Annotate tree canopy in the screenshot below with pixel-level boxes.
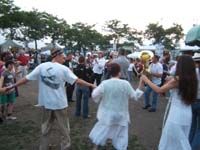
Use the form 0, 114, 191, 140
145, 23, 184, 49
0, 0, 185, 52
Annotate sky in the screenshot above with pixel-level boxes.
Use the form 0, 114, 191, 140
14, 0, 200, 34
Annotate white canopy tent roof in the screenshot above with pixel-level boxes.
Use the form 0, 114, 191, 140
0, 39, 23, 51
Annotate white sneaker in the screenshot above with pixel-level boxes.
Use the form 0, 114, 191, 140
6, 116, 17, 120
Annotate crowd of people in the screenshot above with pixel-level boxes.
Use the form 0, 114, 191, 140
0, 47, 199, 150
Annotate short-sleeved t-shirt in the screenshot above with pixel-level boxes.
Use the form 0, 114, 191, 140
26, 62, 78, 110
2, 70, 15, 87
149, 62, 163, 85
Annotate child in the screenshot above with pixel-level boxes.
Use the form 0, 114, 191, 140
0, 60, 17, 120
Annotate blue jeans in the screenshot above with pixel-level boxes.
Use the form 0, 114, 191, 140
189, 101, 200, 150
144, 85, 159, 109
75, 85, 90, 118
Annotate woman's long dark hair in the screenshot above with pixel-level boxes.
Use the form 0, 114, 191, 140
175, 55, 197, 105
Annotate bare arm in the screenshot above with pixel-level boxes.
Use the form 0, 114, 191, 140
12, 77, 29, 88
75, 78, 96, 89
0, 77, 7, 93
141, 75, 177, 93
0, 76, 4, 88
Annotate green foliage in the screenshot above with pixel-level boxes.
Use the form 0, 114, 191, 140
145, 23, 184, 49
0, 0, 19, 14
104, 19, 142, 50
58, 22, 110, 52
0, 1, 184, 51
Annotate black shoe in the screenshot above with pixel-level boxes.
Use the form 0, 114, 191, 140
149, 108, 156, 112
83, 115, 91, 119
0, 117, 3, 124
68, 99, 75, 102
142, 105, 151, 109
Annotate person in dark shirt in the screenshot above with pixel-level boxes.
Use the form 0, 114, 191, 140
63, 53, 75, 102
74, 56, 92, 118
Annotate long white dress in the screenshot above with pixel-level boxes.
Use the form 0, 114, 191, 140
89, 78, 143, 150
159, 88, 192, 150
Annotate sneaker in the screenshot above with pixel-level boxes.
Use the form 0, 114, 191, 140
68, 99, 75, 102
6, 116, 17, 120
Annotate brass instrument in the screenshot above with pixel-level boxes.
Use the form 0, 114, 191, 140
138, 50, 154, 77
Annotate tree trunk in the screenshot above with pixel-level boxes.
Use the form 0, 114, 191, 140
34, 39, 38, 50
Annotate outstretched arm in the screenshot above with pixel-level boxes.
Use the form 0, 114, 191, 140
15, 77, 29, 87
141, 75, 177, 93
7, 77, 29, 91
75, 78, 96, 89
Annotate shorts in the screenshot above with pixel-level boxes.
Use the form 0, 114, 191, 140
1, 91, 16, 104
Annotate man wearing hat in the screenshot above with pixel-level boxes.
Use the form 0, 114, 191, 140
10, 49, 96, 150
189, 52, 200, 150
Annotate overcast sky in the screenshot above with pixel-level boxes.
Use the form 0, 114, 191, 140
14, 0, 200, 33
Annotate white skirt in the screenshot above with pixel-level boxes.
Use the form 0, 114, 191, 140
89, 121, 128, 150
159, 121, 191, 150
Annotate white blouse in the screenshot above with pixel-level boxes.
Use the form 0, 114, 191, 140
92, 78, 143, 126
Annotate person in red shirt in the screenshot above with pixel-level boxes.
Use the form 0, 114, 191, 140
16, 50, 30, 80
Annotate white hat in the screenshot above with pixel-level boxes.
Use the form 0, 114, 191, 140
192, 53, 200, 61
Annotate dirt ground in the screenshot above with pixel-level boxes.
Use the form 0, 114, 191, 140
0, 80, 168, 150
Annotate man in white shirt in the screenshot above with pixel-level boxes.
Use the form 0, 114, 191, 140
11, 49, 96, 150
143, 55, 163, 112
92, 51, 106, 85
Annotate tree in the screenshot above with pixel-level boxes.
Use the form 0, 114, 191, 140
145, 23, 184, 50
104, 19, 142, 50
59, 22, 109, 53
0, 0, 19, 15
16, 10, 50, 50
43, 13, 68, 45
0, 0, 22, 39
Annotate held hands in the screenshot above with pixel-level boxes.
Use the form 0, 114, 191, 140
140, 75, 149, 84
90, 84, 97, 89
5, 84, 16, 94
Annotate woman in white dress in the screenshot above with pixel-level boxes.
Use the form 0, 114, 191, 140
89, 63, 144, 150
141, 55, 198, 150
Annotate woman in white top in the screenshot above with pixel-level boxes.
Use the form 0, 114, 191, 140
141, 55, 198, 150
89, 63, 144, 150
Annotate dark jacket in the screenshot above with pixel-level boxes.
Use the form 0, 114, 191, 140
74, 64, 92, 83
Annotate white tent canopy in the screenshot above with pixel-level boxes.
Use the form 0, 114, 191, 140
40, 50, 51, 55
0, 39, 23, 51
127, 51, 140, 58
179, 45, 200, 50
40, 43, 62, 50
